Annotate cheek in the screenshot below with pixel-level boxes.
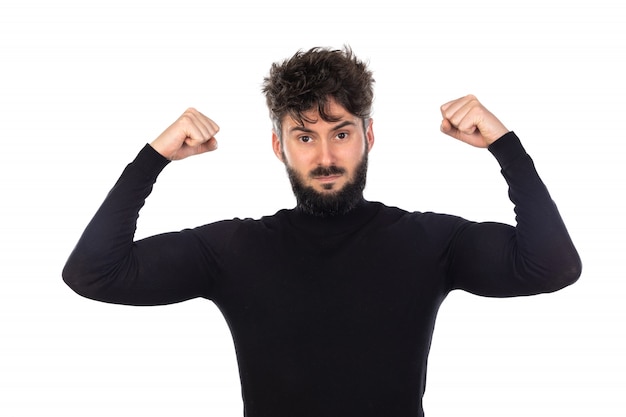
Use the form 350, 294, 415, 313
343, 144, 368, 166
283, 146, 312, 168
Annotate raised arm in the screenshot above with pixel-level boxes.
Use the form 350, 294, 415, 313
62, 109, 221, 305
440, 95, 582, 296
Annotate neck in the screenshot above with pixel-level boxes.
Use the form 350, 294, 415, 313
287, 198, 378, 237
295, 192, 365, 218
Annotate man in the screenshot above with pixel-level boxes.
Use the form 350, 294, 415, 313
63, 47, 581, 416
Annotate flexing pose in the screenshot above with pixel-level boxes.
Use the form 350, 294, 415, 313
63, 47, 581, 416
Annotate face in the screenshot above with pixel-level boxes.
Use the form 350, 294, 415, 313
272, 98, 375, 216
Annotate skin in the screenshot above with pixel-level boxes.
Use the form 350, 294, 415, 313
150, 107, 220, 161
150, 95, 509, 179
439, 94, 509, 148
271, 98, 375, 195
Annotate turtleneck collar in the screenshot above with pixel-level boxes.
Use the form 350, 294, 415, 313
284, 199, 381, 237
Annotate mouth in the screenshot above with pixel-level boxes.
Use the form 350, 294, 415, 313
313, 174, 342, 183
312, 174, 344, 191
308, 166, 346, 189
310, 166, 345, 178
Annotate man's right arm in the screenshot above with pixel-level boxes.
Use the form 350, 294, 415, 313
62, 109, 221, 305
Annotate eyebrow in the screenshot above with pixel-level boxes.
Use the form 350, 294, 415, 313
289, 120, 357, 135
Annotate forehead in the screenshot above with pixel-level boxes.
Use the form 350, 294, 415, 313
282, 98, 358, 131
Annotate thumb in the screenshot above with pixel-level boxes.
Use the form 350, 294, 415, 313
180, 136, 218, 158
200, 137, 218, 153
440, 118, 452, 134
440, 118, 463, 139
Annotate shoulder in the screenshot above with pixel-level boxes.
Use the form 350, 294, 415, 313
370, 201, 473, 243
373, 201, 467, 226
191, 209, 289, 239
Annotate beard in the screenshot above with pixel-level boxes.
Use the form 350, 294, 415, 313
284, 152, 368, 217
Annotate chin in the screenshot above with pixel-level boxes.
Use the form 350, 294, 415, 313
319, 184, 341, 192
286, 153, 368, 217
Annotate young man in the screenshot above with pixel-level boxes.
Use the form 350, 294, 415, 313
63, 47, 581, 416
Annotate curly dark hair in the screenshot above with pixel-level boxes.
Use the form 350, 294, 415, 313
262, 46, 375, 138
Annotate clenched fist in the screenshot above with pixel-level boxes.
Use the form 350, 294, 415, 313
150, 108, 220, 160
440, 95, 509, 148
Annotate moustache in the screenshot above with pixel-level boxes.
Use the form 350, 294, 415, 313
309, 166, 346, 178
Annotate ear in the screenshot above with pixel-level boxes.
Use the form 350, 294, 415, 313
272, 131, 284, 162
365, 118, 375, 152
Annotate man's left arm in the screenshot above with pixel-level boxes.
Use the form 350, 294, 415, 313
441, 95, 582, 296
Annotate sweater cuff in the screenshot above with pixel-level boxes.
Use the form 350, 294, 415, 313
487, 131, 527, 170
129, 144, 171, 180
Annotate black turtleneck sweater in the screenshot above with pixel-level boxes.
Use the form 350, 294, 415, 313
63, 132, 581, 417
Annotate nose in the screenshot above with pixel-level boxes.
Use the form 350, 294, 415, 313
317, 138, 335, 166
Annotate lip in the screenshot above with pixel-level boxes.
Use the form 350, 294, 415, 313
313, 175, 342, 183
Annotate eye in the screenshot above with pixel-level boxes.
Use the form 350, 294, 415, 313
299, 135, 312, 143
336, 132, 348, 140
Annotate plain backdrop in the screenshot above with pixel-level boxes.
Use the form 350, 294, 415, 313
1, 1, 624, 416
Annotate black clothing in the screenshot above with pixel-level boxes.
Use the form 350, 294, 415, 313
63, 132, 581, 417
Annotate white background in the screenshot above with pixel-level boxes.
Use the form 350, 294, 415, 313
1, 0, 624, 416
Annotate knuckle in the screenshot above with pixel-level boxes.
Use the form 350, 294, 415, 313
178, 108, 198, 123
468, 96, 481, 108
178, 111, 197, 126
178, 114, 192, 124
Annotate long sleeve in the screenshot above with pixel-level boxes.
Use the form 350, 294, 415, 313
447, 132, 582, 296
62, 145, 214, 305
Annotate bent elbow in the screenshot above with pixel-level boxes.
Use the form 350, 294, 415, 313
542, 254, 582, 293
62, 258, 107, 301
62, 261, 90, 298
560, 256, 582, 287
